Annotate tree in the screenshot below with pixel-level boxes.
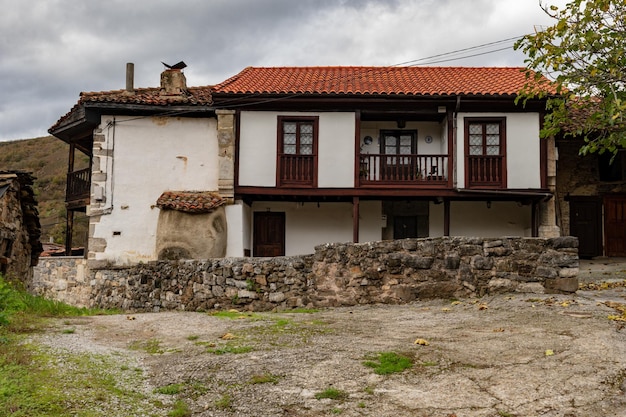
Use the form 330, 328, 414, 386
515, 0, 626, 155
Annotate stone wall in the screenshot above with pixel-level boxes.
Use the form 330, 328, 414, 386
0, 171, 42, 282
31, 236, 579, 312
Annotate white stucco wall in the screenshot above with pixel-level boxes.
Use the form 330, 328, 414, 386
238, 111, 355, 188
428, 201, 532, 238
90, 115, 218, 264
456, 113, 541, 189
250, 201, 382, 256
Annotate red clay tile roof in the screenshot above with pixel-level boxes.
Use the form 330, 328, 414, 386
79, 86, 213, 106
49, 86, 214, 133
156, 191, 226, 213
212, 66, 555, 97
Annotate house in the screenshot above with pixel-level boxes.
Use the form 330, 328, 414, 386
0, 171, 42, 280
49, 64, 560, 264
211, 66, 560, 256
556, 138, 626, 258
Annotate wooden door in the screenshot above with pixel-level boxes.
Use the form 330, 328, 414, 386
569, 197, 602, 258
253, 212, 285, 257
604, 195, 626, 257
393, 216, 418, 239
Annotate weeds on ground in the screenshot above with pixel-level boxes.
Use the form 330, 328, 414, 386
0, 275, 150, 417
363, 351, 414, 375
314, 387, 348, 400
168, 399, 192, 417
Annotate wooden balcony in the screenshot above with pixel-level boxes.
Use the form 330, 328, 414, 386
466, 155, 504, 188
278, 154, 316, 186
359, 154, 448, 185
66, 168, 90, 208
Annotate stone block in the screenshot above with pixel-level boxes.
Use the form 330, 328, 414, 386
516, 282, 545, 293
269, 292, 285, 303
545, 277, 578, 293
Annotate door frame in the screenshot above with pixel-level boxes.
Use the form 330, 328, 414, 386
604, 194, 626, 257
569, 196, 603, 258
253, 211, 286, 257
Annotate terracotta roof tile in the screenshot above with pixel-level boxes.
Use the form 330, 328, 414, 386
156, 191, 226, 213
213, 66, 556, 97
49, 85, 213, 133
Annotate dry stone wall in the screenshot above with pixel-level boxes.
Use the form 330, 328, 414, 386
32, 237, 579, 311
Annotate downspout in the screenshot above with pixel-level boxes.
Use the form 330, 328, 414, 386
453, 96, 460, 189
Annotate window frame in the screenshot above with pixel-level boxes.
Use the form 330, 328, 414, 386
464, 117, 507, 189
276, 116, 319, 187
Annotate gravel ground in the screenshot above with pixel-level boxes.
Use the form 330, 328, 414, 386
35, 268, 626, 417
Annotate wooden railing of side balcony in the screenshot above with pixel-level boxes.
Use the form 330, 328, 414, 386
359, 154, 448, 184
66, 168, 91, 203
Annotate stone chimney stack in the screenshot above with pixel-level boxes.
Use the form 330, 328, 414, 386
160, 69, 187, 96
125, 62, 134, 95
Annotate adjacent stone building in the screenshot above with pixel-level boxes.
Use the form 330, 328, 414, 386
0, 171, 42, 281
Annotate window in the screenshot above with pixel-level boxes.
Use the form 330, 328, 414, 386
465, 118, 506, 188
277, 117, 318, 187
380, 130, 417, 181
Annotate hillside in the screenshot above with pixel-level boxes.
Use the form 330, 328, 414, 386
0, 136, 89, 246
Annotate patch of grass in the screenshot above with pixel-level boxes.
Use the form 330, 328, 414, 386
210, 310, 260, 320
215, 393, 233, 410
186, 335, 199, 341
61, 328, 75, 334
129, 338, 165, 354
331, 407, 343, 414
249, 373, 280, 384
314, 387, 348, 400
207, 344, 253, 355
419, 361, 438, 366
358, 401, 366, 408
154, 383, 184, 395
363, 352, 414, 375
363, 385, 375, 395
497, 411, 515, 417
168, 399, 192, 417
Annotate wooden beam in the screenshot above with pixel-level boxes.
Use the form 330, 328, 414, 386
444, 199, 450, 236
353, 197, 360, 243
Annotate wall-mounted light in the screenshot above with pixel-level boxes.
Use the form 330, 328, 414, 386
397, 120, 406, 129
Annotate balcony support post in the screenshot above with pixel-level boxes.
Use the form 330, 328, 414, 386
352, 196, 360, 243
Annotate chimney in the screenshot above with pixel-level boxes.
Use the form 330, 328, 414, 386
125, 62, 135, 95
160, 68, 187, 96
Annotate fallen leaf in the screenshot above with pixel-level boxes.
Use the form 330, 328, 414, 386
126, 316, 136, 320
221, 333, 236, 340
451, 301, 462, 306
441, 308, 451, 312
493, 328, 505, 332
414, 338, 430, 346
545, 349, 555, 356
478, 304, 488, 310
560, 301, 570, 307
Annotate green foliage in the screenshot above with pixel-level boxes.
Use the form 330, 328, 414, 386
168, 399, 192, 417
314, 387, 348, 400
154, 383, 184, 395
214, 393, 233, 410
515, 0, 626, 155
249, 373, 280, 384
363, 351, 414, 375
0, 136, 90, 246
206, 344, 253, 355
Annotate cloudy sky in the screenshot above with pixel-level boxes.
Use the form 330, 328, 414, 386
0, 0, 567, 142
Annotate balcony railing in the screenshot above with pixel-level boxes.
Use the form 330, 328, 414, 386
359, 154, 448, 184
466, 155, 504, 187
279, 154, 315, 186
66, 168, 91, 203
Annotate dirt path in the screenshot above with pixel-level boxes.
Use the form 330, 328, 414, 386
36, 280, 626, 417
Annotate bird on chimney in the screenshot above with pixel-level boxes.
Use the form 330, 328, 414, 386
161, 61, 187, 70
